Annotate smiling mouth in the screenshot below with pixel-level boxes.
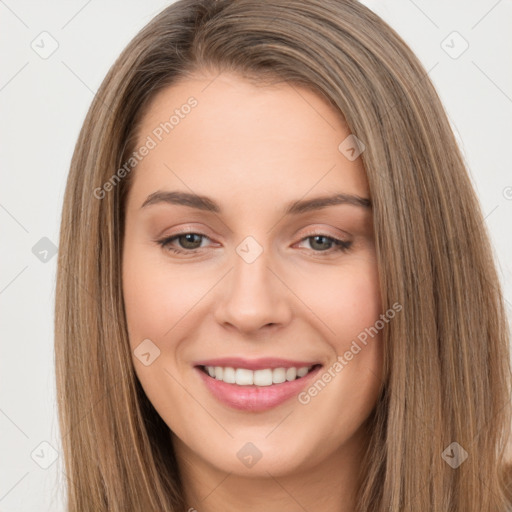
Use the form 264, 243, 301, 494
198, 364, 322, 387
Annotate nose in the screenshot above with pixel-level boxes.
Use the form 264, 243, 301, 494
214, 247, 293, 335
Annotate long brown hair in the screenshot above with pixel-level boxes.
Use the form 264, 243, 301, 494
55, 0, 512, 510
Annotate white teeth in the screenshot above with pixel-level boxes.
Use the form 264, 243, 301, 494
223, 367, 236, 383
285, 367, 297, 381
297, 367, 309, 378
203, 365, 315, 386
254, 369, 273, 386
272, 367, 286, 384
235, 368, 254, 385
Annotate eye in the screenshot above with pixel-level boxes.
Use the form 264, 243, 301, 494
156, 231, 352, 256
296, 233, 352, 254
156, 232, 210, 254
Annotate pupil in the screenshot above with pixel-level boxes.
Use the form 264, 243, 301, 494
182, 233, 200, 248
312, 235, 330, 251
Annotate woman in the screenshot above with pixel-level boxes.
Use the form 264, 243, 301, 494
55, 0, 512, 510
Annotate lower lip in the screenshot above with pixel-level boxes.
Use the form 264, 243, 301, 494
195, 365, 322, 412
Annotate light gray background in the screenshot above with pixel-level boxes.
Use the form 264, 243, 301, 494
1, 1, 511, 510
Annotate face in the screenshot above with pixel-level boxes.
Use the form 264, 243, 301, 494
122, 71, 383, 479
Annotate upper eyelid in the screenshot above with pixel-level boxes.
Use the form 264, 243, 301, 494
159, 222, 352, 239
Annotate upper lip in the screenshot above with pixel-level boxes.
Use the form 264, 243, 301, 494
194, 357, 322, 371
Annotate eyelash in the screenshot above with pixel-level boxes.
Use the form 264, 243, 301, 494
155, 231, 353, 256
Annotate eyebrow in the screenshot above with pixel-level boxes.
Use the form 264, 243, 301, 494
141, 190, 372, 214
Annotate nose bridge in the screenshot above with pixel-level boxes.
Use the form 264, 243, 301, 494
214, 237, 292, 332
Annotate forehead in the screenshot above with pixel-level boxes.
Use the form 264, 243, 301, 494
128, 72, 369, 210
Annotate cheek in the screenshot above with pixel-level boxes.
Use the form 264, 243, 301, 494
295, 254, 382, 347
123, 243, 382, 348
338, 266, 381, 340
122, 246, 205, 346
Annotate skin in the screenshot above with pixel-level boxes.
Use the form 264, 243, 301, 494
122, 71, 384, 512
